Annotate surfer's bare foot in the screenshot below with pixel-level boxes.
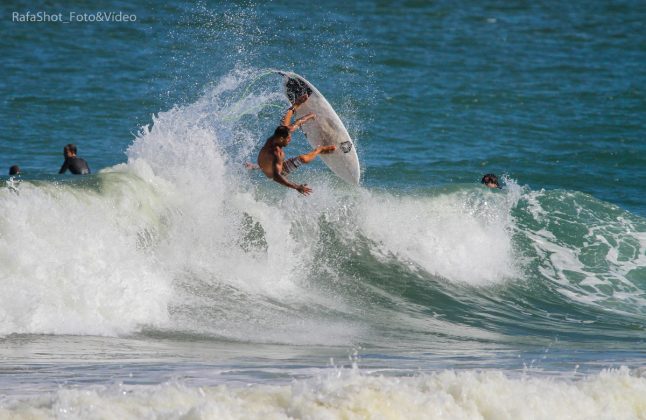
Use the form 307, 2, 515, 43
318, 145, 336, 154
298, 145, 336, 164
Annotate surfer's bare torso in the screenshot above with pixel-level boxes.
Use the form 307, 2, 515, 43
257, 140, 286, 179
256, 95, 317, 195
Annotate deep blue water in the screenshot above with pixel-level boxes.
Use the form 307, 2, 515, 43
3, 1, 644, 212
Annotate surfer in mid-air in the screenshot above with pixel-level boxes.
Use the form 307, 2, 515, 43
249, 94, 336, 195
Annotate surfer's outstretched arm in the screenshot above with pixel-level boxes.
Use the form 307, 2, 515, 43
281, 94, 309, 126
290, 113, 316, 132
281, 107, 296, 126
271, 149, 312, 195
272, 167, 311, 196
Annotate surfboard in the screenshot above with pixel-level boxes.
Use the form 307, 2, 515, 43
277, 71, 360, 185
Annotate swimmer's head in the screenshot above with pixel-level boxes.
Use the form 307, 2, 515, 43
64, 143, 78, 157
9, 165, 20, 176
273, 125, 291, 145
481, 173, 500, 188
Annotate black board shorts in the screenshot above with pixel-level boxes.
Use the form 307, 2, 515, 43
281, 157, 303, 175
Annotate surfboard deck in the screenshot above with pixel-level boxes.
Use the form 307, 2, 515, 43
277, 71, 360, 185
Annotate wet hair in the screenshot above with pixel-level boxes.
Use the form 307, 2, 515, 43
481, 173, 499, 187
65, 143, 77, 154
9, 165, 20, 176
273, 126, 290, 138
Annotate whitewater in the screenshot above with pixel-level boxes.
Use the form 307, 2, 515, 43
1, 69, 645, 417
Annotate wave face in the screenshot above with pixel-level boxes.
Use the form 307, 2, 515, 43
1, 70, 645, 348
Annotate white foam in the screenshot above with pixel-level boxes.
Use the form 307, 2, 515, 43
0, 69, 544, 342
0, 174, 173, 336
356, 186, 520, 286
0, 69, 335, 341
2, 367, 645, 419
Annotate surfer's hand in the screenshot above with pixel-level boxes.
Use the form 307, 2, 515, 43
299, 113, 316, 125
296, 184, 312, 196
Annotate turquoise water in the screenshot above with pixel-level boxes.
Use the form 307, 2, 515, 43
1, 1, 646, 418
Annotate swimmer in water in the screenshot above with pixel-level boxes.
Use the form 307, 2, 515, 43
59, 144, 90, 175
481, 173, 501, 189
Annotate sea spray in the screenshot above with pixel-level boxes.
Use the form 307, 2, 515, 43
0, 174, 172, 336
1, 69, 645, 347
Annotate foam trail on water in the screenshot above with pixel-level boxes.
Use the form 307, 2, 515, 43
520, 188, 646, 317
2, 367, 645, 419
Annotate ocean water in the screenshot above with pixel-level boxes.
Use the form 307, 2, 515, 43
1, 1, 646, 418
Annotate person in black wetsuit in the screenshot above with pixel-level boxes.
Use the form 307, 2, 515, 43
59, 144, 90, 175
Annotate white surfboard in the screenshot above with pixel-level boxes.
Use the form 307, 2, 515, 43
277, 71, 360, 185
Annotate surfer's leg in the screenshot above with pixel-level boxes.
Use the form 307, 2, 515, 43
298, 145, 336, 164
281, 145, 337, 175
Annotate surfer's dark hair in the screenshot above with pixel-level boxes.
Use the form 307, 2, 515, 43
9, 165, 20, 176
481, 173, 499, 187
274, 126, 290, 138
65, 143, 78, 154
